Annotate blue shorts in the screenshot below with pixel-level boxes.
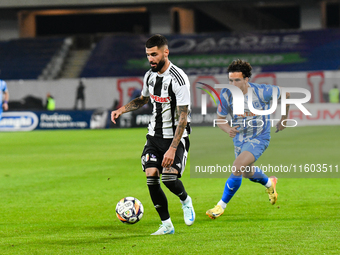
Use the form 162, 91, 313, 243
234, 138, 270, 162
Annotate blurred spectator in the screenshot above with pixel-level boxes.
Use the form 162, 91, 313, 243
74, 78, 86, 110
329, 85, 339, 103
46, 93, 55, 111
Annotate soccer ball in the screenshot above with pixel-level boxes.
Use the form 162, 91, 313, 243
115, 197, 144, 224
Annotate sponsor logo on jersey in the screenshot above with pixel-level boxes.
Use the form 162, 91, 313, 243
150, 93, 171, 103
150, 154, 157, 162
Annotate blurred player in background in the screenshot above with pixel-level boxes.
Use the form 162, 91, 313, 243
206, 59, 290, 219
0, 79, 9, 120
111, 34, 195, 235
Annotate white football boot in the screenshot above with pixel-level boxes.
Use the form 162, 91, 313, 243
151, 223, 175, 235
182, 196, 195, 226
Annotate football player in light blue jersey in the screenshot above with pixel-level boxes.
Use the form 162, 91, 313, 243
0, 79, 9, 121
206, 59, 290, 219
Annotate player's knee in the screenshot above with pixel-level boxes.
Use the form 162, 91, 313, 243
145, 168, 159, 177
233, 162, 253, 177
232, 162, 243, 175
162, 167, 179, 175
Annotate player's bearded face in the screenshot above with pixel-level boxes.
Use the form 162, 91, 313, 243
150, 56, 166, 72
146, 46, 168, 72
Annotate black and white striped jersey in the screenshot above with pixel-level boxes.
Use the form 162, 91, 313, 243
141, 62, 191, 139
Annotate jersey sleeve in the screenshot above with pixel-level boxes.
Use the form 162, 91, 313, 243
1, 80, 7, 92
263, 84, 281, 102
173, 75, 190, 106
141, 71, 151, 97
217, 89, 229, 117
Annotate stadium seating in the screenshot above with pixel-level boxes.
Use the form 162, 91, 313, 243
0, 37, 65, 80
80, 36, 118, 78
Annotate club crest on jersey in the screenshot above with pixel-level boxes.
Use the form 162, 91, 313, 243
148, 81, 154, 87
253, 101, 260, 108
150, 93, 171, 103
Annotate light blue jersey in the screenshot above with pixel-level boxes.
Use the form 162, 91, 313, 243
0, 79, 8, 113
0, 80, 7, 103
218, 81, 280, 205
217, 82, 281, 146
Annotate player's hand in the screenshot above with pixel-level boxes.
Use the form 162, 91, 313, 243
276, 118, 287, 133
111, 109, 122, 124
2, 102, 8, 111
228, 125, 239, 138
162, 147, 176, 168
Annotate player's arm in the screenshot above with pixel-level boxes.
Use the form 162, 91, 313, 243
162, 105, 188, 168
276, 91, 290, 132
111, 95, 149, 124
2, 90, 9, 111
216, 115, 239, 138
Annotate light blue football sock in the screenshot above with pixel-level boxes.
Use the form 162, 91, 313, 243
221, 173, 242, 204
249, 166, 269, 186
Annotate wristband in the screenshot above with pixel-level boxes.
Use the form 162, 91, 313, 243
3, 101, 8, 104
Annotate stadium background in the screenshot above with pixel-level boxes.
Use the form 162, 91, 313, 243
1, 0, 340, 131
0, 0, 339, 254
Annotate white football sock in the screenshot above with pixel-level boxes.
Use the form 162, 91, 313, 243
181, 195, 191, 205
265, 178, 272, 188
162, 218, 173, 226
217, 200, 227, 210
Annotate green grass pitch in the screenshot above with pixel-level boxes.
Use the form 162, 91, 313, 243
0, 126, 339, 254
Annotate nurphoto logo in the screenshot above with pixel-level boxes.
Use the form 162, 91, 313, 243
197, 82, 312, 128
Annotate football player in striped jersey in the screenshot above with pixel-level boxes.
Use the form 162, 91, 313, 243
111, 34, 195, 235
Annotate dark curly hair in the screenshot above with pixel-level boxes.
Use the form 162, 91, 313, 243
145, 34, 168, 49
227, 59, 252, 78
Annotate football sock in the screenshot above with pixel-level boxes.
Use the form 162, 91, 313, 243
162, 173, 188, 201
217, 200, 227, 210
162, 218, 173, 226
221, 173, 242, 204
180, 195, 191, 205
147, 176, 170, 221
248, 166, 269, 186
265, 178, 272, 188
